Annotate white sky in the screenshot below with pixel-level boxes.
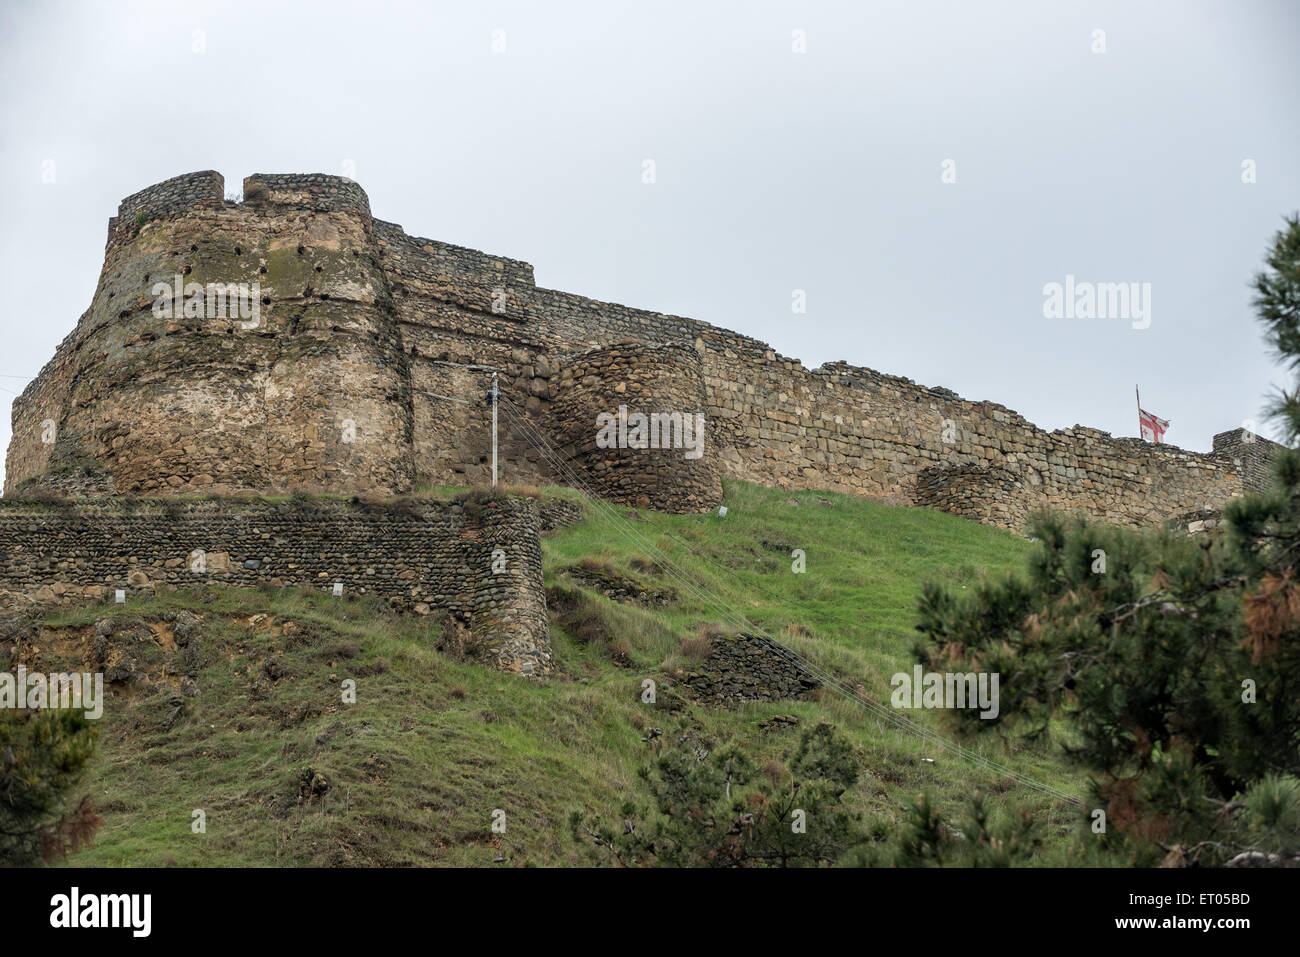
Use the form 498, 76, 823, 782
2, 0, 1297, 488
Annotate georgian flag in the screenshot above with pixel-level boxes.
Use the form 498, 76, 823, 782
1139, 408, 1169, 443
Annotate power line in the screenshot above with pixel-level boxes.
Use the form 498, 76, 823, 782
411, 388, 472, 405
497, 391, 1083, 806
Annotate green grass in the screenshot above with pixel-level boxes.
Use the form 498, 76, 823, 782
24, 480, 1089, 867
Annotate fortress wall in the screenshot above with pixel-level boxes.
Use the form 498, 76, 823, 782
242, 173, 373, 221
549, 342, 721, 512
529, 286, 705, 356
390, 297, 548, 364
496, 273, 1252, 528
7, 171, 1271, 533
1212, 428, 1281, 493
0, 496, 551, 675
914, 465, 1034, 530
694, 329, 1245, 527
7, 179, 416, 498
115, 170, 226, 225
374, 220, 535, 315
6, 317, 87, 491
372, 221, 564, 488
410, 362, 493, 487
407, 360, 557, 489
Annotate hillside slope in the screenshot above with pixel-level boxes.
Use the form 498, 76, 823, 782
8, 481, 1088, 866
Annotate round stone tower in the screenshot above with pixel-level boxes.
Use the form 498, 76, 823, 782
549, 340, 722, 512
6, 171, 415, 497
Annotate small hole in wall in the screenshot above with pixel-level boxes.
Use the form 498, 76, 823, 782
184, 265, 191, 275
259, 265, 267, 274
235, 247, 242, 255
118, 310, 130, 319
479, 456, 487, 464
352, 250, 359, 257
190, 244, 198, 252
143, 274, 149, 283
262, 296, 270, 305
315, 266, 322, 272
297, 245, 305, 255
321, 293, 330, 300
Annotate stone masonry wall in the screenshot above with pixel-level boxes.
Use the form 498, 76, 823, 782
242, 173, 373, 220
8, 172, 415, 499
684, 633, 821, 704
549, 342, 722, 512
115, 170, 226, 227
0, 496, 550, 675
914, 465, 1033, 531
1212, 428, 1282, 494
6, 170, 1282, 532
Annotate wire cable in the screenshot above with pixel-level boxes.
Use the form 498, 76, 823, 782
497, 390, 1083, 805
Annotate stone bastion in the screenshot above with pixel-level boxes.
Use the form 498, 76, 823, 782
4, 170, 1283, 531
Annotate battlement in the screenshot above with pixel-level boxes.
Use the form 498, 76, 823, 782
1212, 427, 1281, 493
242, 172, 372, 218
5, 171, 1283, 532
116, 170, 226, 222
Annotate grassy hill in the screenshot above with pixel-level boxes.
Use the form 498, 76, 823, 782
11, 480, 1089, 866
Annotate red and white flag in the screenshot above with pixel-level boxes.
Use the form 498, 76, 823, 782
1139, 408, 1169, 443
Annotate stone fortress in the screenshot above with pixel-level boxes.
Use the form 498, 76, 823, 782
7, 170, 1280, 526
0, 171, 1284, 675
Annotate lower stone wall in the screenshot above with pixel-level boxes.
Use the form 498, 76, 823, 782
0, 495, 550, 676
684, 633, 820, 704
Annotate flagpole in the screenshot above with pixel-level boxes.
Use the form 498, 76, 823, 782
1135, 384, 1141, 437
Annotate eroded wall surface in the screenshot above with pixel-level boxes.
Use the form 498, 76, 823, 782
0, 495, 550, 675
7, 170, 1280, 529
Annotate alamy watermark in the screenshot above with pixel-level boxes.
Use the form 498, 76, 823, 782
151, 275, 260, 330
595, 405, 706, 460
50, 887, 150, 937
1042, 274, 1151, 329
1, 665, 103, 719
891, 665, 999, 719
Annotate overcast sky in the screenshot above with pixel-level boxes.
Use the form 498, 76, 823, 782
2, 0, 1297, 487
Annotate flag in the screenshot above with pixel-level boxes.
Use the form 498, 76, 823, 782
1139, 407, 1169, 443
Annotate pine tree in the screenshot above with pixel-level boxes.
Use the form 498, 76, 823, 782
571, 720, 867, 867
913, 215, 1300, 867
0, 708, 100, 865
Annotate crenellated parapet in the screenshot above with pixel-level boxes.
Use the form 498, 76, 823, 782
242, 173, 373, 221
116, 170, 226, 224
5, 170, 1283, 532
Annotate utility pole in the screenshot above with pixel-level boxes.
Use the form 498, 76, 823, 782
491, 372, 499, 490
